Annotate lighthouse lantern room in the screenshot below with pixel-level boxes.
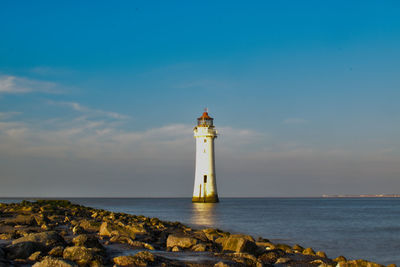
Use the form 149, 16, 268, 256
192, 109, 219, 203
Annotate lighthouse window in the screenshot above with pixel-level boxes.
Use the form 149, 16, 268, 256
204, 175, 207, 183
204, 139, 207, 143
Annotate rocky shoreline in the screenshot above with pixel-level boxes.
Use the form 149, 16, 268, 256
0, 200, 394, 267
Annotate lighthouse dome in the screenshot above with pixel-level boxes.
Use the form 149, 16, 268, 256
197, 112, 214, 127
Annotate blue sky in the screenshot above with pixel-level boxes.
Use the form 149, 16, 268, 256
0, 1, 399, 197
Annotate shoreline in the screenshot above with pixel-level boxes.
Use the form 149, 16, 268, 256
0, 200, 394, 267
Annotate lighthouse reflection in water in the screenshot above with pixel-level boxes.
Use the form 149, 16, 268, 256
190, 203, 217, 227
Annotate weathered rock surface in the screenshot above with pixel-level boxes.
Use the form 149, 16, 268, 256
12, 231, 66, 250
258, 249, 285, 264
221, 235, 259, 255
63, 246, 104, 266
72, 234, 104, 250
33, 256, 78, 267
113, 251, 156, 266
5, 241, 42, 259
99, 221, 137, 240
3, 214, 37, 226
166, 234, 198, 249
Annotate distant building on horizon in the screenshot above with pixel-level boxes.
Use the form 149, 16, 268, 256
192, 110, 219, 203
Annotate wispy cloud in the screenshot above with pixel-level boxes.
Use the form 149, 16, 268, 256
282, 118, 308, 124
0, 111, 21, 120
0, 75, 61, 94
48, 101, 129, 120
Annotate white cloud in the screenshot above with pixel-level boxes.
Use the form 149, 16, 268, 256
0, 111, 21, 120
0, 75, 60, 94
282, 118, 308, 124
48, 101, 129, 120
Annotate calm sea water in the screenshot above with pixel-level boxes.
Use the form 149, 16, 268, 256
1, 198, 399, 265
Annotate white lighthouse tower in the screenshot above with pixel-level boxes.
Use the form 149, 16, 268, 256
192, 109, 219, 203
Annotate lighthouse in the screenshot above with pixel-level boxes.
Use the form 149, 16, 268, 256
192, 110, 219, 203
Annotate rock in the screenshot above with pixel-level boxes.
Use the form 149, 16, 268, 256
303, 247, 316, 255
124, 222, 148, 235
258, 250, 285, 264
28, 251, 42, 261
334, 256, 348, 262
34, 215, 50, 226
99, 221, 114, 237
3, 215, 37, 226
387, 264, 396, 267
172, 246, 181, 252
5, 241, 43, 260
12, 231, 66, 250
166, 234, 198, 249
0, 248, 4, 259
228, 252, 259, 266
203, 229, 224, 242
48, 246, 64, 257
63, 246, 104, 266
214, 262, 231, 267
72, 225, 85, 235
222, 235, 259, 255
191, 243, 207, 252
113, 251, 155, 266
72, 234, 104, 250
337, 259, 385, 267
99, 221, 136, 239
0, 233, 15, 240
109, 235, 154, 250
256, 241, 276, 250
79, 220, 100, 232
41, 224, 51, 230
316, 251, 327, 258
276, 243, 291, 251
113, 255, 137, 266
292, 244, 304, 252
33, 256, 78, 267
275, 257, 291, 264
129, 241, 155, 250
310, 259, 332, 266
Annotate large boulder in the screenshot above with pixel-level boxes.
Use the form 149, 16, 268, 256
3, 215, 37, 226
72, 234, 104, 250
302, 247, 316, 256
112, 251, 155, 266
78, 220, 101, 233
166, 234, 198, 249
5, 241, 42, 260
221, 235, 259, 255
202, 228, 224, 242
99, 222, 136, 239
63, 246, 104, 266
12, 231, 66, 250
33, 256, 78, 267
123, 222, 148, 235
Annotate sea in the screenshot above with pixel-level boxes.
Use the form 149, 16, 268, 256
1, 197, 399, 265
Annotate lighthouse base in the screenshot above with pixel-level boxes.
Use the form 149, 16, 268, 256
192, 195, 219, 203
